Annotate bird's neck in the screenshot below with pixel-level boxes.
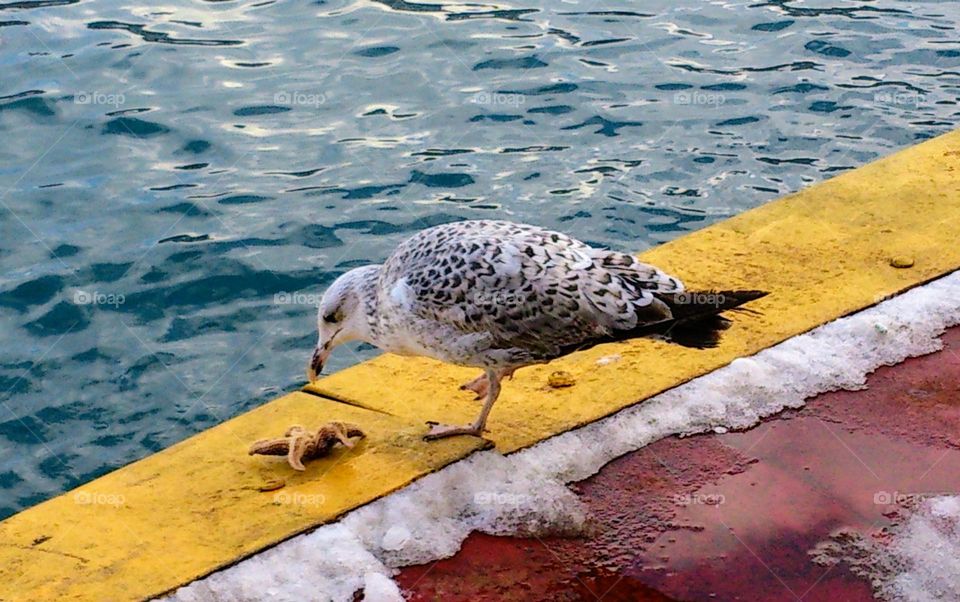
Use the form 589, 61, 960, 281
351, 266, 382, 345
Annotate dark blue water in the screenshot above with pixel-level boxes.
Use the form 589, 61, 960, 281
1, 0, 958, 518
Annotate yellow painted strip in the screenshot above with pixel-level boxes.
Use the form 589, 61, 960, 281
2, 130, 959, 602
0, 393, 486, 601
306, 129, 960, 453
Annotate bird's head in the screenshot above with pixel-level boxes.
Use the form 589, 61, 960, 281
307, 265, 380, 382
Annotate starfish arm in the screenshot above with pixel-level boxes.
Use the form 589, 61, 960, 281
249, 439, 291, 456
286, 436, 309, 471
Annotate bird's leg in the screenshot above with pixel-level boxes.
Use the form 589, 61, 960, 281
459, 372, 489, 399
426, 367, 503, 440
459, 366, 516, 400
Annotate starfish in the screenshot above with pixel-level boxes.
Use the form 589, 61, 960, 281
248, 422, 365, 471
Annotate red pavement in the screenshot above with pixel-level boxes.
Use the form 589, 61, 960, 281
396, 327, 960, 601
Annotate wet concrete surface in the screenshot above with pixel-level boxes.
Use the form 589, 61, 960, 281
395, 327, 960, 601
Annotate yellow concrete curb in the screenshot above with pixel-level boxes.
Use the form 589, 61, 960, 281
2, 129, 960, 601
0, 394, 486, 601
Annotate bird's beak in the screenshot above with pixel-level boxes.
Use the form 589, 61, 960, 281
307, 346, 330, 383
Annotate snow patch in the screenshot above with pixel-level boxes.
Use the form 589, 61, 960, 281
810, 496, 960, 601
887, 495, 960, 601
162, 270, 960, 602
880, 496, 960, 602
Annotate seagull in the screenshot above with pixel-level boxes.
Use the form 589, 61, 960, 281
307, 220, 766, 441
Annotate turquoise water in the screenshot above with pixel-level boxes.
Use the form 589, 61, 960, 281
0, 0, 958, 518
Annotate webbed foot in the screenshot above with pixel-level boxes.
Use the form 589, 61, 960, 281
423, 421, 484, 440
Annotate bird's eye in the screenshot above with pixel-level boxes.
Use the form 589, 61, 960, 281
323, 310, 340, 324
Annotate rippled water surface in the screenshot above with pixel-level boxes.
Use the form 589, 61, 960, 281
1, 0, 958, 517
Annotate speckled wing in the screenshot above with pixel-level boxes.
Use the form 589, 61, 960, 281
379, 220, 685, 363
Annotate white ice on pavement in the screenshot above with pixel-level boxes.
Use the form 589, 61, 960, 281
884, 496, 960, 602
811, 495, 960, 601
162, 270, 960, 602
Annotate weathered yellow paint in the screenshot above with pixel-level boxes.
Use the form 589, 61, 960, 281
3, 130, 960, 602
306, 129, 960, 453
0, 393, 486, 601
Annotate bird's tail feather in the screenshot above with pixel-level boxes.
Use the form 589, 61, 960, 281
558, 289, 768, 356
652, 289, 768, 349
